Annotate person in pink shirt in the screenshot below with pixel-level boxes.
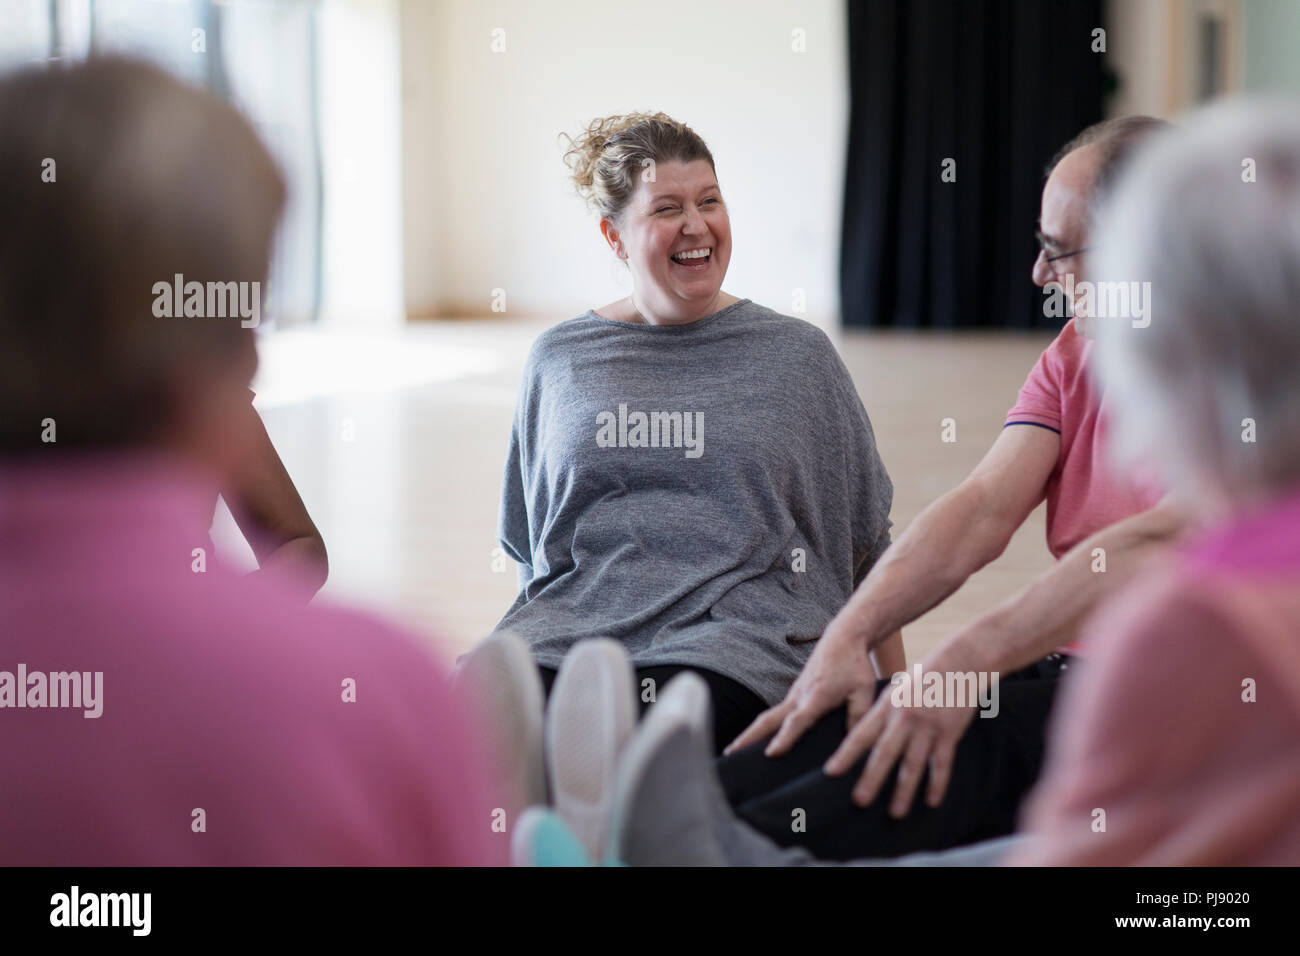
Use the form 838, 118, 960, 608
1004, 318, 1165, 564
1012, 98, 1300, 866
1001, 317, 1169, 657
0, 58, 502, 866
716, 115, 1190, 860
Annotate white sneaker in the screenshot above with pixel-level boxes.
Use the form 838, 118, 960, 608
453, 631, 547, 820
545, 638, 637, 861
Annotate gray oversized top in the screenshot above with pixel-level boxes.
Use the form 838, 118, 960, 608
493, 298, 893, 705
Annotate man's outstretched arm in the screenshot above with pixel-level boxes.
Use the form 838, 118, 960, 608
939, 496, 1190, 677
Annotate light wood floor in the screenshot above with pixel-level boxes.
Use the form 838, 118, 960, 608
215, 319, 1058, 667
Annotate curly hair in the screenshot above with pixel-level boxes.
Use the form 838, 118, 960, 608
560, 111, 715, 221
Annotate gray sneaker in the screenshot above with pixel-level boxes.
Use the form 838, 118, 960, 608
606, 672, 814, 867
606, 671, 731, 866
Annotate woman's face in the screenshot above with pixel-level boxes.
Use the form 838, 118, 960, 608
606, 158, 732, 322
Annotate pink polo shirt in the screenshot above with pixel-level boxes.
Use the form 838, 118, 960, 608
1005, 319, 1163, 560
0, 453, 504, 866
1012, 484, 1300, 865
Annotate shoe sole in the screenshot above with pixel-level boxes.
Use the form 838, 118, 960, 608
453, 630, 547, 814
545, 638, 637, 860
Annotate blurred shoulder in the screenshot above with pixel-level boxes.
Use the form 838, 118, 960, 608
192, 568, 456, 698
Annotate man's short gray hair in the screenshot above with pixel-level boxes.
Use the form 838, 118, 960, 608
1092, 98, 1300, 509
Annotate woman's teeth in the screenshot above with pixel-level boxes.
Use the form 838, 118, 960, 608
671, 247, 711, 266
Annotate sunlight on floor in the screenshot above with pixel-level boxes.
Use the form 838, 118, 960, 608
252, 327, 507, 407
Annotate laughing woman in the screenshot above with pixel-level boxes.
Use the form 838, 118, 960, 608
492, 112, 902, 753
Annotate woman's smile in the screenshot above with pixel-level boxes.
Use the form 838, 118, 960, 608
670, 245, 713, 271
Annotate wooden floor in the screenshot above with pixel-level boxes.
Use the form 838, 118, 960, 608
215, 319, 1058, 667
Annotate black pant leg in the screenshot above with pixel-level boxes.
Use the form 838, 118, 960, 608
728, 673, 1066, 860
696, 668, 768, 757
536, 664, 558, 698
637, 665, 767, 756
717, 679, 895, 807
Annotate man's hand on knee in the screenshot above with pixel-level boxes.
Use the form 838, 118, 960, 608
825, 646, 982, 817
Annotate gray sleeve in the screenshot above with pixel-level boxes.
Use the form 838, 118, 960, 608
856, 525, 891, 587
828, 345, 894, 584
497, 364, 534, 580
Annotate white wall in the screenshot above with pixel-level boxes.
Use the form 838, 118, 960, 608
401, 0, 848, 330
317, 0, 405, 329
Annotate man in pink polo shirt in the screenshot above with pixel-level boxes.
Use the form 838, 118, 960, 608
719, 116, 1188, 859
0, 58, 502, 866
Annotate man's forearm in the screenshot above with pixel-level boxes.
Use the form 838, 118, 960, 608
941, 504, 1190, 676
834, 484, 1017, 651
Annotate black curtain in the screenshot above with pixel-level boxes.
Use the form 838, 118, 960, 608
841, 0, 1106, 329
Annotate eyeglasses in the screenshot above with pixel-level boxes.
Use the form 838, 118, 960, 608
1035, 229, 1091, 274
1044, 246, 1091, 263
